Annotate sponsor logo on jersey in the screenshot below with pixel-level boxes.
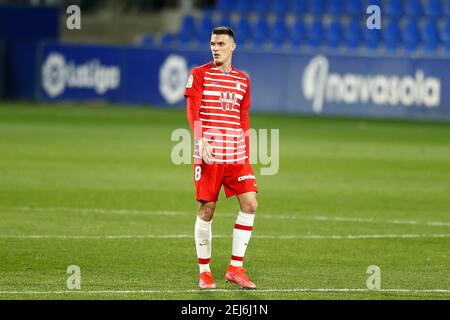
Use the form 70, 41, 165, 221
220, 91, 237, 111
302, 55, 441, 113
238, 173, 255, 182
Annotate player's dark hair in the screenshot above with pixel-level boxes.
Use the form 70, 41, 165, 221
212, 26, 236, 42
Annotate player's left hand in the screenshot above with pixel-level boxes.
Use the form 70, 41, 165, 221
198, 138, 214, 164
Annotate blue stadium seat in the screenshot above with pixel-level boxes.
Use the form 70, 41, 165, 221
271, 16, 288, 48
422, 18, 440, 52
215, 0, 236, 11
402, 18, 421, 51
445, 0, 450, 17
217, 14, 232, 29
345, 18, 362, 49
236, 0, 251, 12
383, 19, 401, 51
252, 16, 269, 46
425, 0, 442, 18
161, 33, 177, 47
290, 17, 307, 47
441, 19, 450, 51
310, 0, 326, 16
197, 15, 214, 43
253, 0, 270, 15
328, 0, 344, 15
307, 18, 324, 47
385, 0, 403, 18
326, 19, 343, 48
291, 0, 308, 15
364, 26, 381, 50
179, 15, 196, 44
235, 16, 251, 44
141, 35, 153, 47
346, 0, 363, 16
272, 0, 290, 17
405, 0, 423, 18
367, 0, 382, 7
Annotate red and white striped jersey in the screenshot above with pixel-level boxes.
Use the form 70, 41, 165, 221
184, 62, 251, 164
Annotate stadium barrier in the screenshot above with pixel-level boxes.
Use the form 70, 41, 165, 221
0, 40, 4, 98
38, 42, 450, 121
0, 5, 59, 99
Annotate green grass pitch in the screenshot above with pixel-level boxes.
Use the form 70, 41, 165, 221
0, 101, 449, 300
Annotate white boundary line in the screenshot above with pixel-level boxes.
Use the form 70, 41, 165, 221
3, 206, 450, 227
2, 206, 186, 216
0, 288, 449, 295
1, 233, 450, 240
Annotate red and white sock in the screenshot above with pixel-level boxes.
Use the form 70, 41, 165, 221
195, 216, 212, 273
230, 211, 255, 267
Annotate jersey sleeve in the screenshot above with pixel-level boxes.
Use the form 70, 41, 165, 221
186, 96, 202, 140
240, 76, 251, 110
240, 76, 251, 162
184, 67, 203, 98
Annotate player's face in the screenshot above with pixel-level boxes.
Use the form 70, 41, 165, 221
210, 34, 236, 66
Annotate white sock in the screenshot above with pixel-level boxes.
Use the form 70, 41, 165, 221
195, 216, 212, 273
230, 211, 255, 267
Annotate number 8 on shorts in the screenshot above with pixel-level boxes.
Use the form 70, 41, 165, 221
195, 165, 202, 181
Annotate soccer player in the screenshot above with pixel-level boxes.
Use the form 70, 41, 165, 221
184, 26, 258, 289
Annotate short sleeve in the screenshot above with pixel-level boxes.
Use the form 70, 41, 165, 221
184, 68, 203, 98
241, 77, 250, 110
240, 76, 251, 110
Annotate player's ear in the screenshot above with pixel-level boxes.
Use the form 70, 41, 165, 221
231, 41, 236, 51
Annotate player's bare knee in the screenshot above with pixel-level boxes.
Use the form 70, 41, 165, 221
198, 202, 215, 221
241, 200, 258, 214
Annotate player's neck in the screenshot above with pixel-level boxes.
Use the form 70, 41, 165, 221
215, 62, 232, 74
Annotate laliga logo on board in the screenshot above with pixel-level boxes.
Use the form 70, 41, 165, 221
159, 54, 189, 104
41, 53, 121, 98
302, 55, 441, 113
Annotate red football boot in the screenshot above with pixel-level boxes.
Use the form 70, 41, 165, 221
199, 271, 216, 289
225, 265, 256, 289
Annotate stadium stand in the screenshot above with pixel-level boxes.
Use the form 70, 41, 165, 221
364, 23, 382, 50
252, 15, 270, 46
403, 17, 421, 51
345, 17, 362, 48
325, 18, 344, 48
446, 0, 450, 16
197, 15, 215, 43
422, 18, 440, 51
383, 19, 402, 51
386, 0, 403, 17
290, 16, 307, 47
346, 0, 364, 16
271, 15, 289, 47
310, 0, 326, 17
328, 0, 345, 15
405, 0, 424, 18
150, 0, 450, 55
441, 19, 450, 51
425, 0, 442, 18
307, 18, 325, 47
272, 0, 290, 17
291, 0, 308, 15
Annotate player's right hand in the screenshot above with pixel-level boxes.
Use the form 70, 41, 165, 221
198, 137, 213, 164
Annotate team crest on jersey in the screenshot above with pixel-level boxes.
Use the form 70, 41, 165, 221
236, 80, 241, 91
220, 91, 237, 111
